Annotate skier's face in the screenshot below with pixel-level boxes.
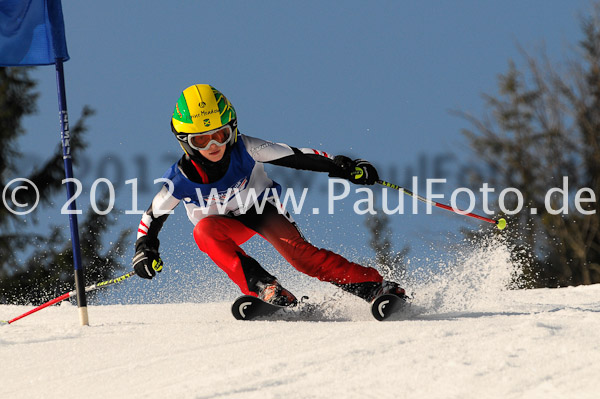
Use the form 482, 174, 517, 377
199, 143, 226, 162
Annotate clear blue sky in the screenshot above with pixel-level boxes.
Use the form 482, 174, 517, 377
14, 0, 592, 301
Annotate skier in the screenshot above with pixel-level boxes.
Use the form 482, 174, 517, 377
132, 84, 406, 306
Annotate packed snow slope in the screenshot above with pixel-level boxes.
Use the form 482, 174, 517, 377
1, 239, 600, 399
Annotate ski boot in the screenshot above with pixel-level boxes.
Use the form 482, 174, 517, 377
257, 280, 298, 307
369, 280, 407, 302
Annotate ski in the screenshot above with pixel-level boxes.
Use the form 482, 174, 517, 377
231, 295, 292, 320
232, 294, 407, 321
370, 294, 407, 321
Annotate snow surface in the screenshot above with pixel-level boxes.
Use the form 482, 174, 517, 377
2, 239, 600, 399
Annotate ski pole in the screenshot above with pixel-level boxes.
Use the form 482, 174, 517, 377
377, 179, 507, 230
0, 270, 136, 325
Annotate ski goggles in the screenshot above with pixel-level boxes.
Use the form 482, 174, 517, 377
185, 125, 233, 151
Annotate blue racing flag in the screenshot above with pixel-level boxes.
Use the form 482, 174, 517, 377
0, 0, 69, 66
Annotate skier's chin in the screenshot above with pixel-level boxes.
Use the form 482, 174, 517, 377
200, 147, 226, 162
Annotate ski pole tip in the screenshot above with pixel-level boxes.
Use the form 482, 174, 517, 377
496, 218, 507, 230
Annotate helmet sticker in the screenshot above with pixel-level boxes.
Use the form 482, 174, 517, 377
173, 93, 192, 123
212, 87, 237, 125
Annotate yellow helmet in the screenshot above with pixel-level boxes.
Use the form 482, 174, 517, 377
171, 84, 237, 158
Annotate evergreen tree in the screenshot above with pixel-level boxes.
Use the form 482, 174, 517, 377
458, 6, 600, 287
365, 210, 408, 280
0, 67, 128, 304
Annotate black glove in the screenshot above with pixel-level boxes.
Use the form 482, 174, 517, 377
328, 155, 379, 185
132, 237, 163, 279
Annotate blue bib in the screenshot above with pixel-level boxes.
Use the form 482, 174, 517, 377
162, 139, 281, 210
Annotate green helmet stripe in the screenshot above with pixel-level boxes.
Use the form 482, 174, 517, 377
173, 93, 192, 124
212, 87, 237, 124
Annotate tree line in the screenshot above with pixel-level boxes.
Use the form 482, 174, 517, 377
0, 68, 128, 305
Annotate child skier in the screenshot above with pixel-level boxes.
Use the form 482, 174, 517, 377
132, 84, 406, 306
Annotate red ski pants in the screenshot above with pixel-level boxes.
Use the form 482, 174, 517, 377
193, 204, 383, 296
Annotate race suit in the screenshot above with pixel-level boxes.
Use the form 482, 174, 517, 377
136, 134, 383, 300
